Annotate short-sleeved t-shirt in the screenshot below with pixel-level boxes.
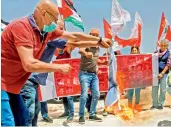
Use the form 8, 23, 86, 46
1, 15, 63, 94
80, 47, 99, 73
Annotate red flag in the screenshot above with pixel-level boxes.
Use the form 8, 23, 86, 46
103, 18, 112, 39
158, 12, 166, 41
114, 12, 142, 48
115, 35, 138, 47
165, 25, 171, 41
136, 23, 142, 47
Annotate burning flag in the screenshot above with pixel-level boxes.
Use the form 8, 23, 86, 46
104, 43, 119, 111
103, 18, 120, 113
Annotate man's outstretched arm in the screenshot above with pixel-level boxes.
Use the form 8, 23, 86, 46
16, 46, 71, 73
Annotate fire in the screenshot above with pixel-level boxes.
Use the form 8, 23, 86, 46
107, 71, 143, 121
105, 102, 142, 121
115, 104, 134, 121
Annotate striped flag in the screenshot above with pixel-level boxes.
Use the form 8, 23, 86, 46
56, 0, 84, 31
159, 19, 169, 41
1, 19, 8, 32
157, 12, 171, 48
1, 19, 9, 35
1, 23, 6, 32
158, 12, 167, 41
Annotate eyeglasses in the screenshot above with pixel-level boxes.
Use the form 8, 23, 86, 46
45, 11, 58, 23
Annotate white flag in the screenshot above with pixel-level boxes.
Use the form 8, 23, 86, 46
111, 0, 131, 32
130, 12, 143, 38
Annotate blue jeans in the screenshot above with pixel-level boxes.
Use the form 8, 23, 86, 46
152, 74, 168, 107
1, 90, 30, 126
63, 97, 74, 117
127, 88, 141, 105
20, 80, 40, 126
67, 96, 74, 117
85, 94, 92, 112
41, 101, 48, 118
63, 97, 69, 114
79, 71, 100, 117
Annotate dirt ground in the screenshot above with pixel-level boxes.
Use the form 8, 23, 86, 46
38, 87, 171, 126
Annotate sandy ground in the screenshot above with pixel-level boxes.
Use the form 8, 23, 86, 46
38, 87, 171, 126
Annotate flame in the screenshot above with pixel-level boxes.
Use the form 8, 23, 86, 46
116, 72, 127, 93
105, 102, 142, 121
114, 71, 143, 121
115, 104, 134, 121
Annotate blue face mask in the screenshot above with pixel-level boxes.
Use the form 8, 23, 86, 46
43, 22, 57, 33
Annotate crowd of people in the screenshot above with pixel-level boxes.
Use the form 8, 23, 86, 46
1, 0, 112, 126
1, 0, 171, 126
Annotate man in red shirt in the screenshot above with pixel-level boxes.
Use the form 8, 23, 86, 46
1, 0, 112, 126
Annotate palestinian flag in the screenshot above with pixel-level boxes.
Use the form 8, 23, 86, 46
1, 19, 9, 34
56, 0, 84, 31
1, 23, 6, 32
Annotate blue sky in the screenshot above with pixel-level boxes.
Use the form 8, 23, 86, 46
1, 0, 171, 57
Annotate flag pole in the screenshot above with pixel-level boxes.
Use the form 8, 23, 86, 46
55, 0, 62, 19
113, 31, 122, 111
55, 0, 66, 31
